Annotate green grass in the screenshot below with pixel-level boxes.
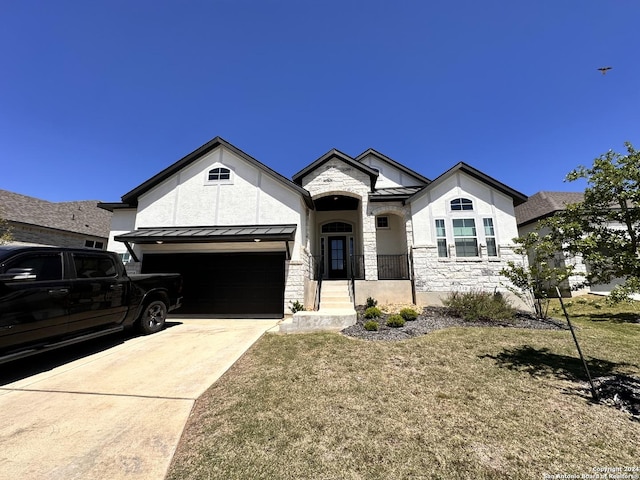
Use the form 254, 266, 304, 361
167, 296, 640, 480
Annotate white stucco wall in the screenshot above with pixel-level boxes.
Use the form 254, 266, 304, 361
358, 153, 425, 189
411, 171, 519, 248
131, 146, 306, 261
106, 209, 137, 255
374, 213, 407, 255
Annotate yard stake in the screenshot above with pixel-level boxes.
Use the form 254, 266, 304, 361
555, 287, 599, 401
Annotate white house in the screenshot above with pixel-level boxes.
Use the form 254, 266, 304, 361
99, 137, 527, 318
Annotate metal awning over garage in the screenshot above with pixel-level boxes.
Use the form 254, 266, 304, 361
114, 224, 297, 261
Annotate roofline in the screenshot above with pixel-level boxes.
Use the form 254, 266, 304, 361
355, 148, 431, 185
5, 219, 108, 239
120, 137, 314, 209
515, 191, 585, 227
407, 162, 528, 205
517, 211, 562, 228
97, 202, 135, 212
291, 149, 379, 189
369, 193, 418, 203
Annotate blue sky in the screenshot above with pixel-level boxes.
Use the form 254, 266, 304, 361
1, 0, 638, 202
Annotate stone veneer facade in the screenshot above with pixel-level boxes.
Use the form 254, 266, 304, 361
300, 159, 380, 280
412, 244, 520, 295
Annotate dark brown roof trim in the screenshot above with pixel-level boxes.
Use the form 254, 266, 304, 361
120, 137, 314, 209
408, 162, 528, 206
292, 149, 379, 190
355, 148, 431, 185
97, 202, 135, 212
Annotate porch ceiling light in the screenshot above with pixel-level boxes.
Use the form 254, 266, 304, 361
333, 196, 339, 201
156, 240, 163, 244
254, 238, 261, 242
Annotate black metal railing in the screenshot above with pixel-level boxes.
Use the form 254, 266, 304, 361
377, 254, 410, 279
350, 255, 365, 280
310, 255, 324, 310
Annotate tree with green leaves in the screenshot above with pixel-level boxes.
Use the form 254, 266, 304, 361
0, 209, 13, 245
545, 142, 640, 302
501, 230, 577, 318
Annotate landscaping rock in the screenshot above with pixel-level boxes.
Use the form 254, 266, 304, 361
342, 306, 567, 341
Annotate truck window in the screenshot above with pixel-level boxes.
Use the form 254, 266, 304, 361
2, 253, 63, 281
73, 254, 117, 278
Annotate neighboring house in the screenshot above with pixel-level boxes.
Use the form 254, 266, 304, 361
515, 191, 626, 296
0, 189, 111, 249
99, 137, 527, 317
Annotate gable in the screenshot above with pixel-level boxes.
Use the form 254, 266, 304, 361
409, 162, 527, 207
355, 149, 430, 189
292, 149, 379, 191
120, 136, 312, 209
134, 144, 307, 228
410, 168, 522, 247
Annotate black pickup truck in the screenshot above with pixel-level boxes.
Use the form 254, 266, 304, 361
0, 246, 182, 364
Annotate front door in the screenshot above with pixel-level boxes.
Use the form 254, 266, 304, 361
328, 236, 347, 279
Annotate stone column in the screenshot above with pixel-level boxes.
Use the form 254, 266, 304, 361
362, 200, 378, 280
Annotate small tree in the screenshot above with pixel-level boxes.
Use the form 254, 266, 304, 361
546, 142, 640, 302
0, 210, 13, 245
501, 230, 577, 318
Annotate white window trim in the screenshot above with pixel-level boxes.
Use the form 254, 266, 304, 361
450, 197, 474, 211
435, 215, 500, 261
204, 164, 234, 185
376, 216, 390, 230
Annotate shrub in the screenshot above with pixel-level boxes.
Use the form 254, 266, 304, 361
363, 320, 379, 331
365, 297, 378, 309
364, 306, 382, 319
289, 300, 305, 313
386, 315, 406, 328
443, 290, 515, 322
399, 307, 419, 321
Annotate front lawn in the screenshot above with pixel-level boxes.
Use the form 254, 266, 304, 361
167, 295, 639, 479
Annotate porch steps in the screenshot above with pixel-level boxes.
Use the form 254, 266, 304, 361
320, 280, 354, 310
279, 280, 356, 333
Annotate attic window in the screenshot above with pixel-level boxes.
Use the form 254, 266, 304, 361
450, 198, 473, 211
205, 166, 233, 185
208, 167, 231, 181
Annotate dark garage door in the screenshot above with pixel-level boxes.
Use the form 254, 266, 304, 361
142, 252, 286, 317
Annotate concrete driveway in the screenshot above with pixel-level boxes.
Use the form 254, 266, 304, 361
0, 318, 279, 480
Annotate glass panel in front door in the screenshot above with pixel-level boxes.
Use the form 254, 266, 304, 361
329, 237, 347, 277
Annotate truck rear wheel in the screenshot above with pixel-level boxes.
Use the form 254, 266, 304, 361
138, 300, 167, 334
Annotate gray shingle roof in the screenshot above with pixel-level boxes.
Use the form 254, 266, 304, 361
515, 191, 584, 226
0, 189, 112, 238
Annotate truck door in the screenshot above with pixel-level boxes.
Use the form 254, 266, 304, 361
68, 252, 128, 332
0, 251, 69, 352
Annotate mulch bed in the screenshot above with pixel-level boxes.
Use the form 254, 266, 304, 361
341, 305, 567, 342
577, 375, 640, 422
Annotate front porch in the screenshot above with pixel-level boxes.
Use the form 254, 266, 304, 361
310, 253, 411, 281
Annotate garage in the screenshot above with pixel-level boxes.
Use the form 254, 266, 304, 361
142, 252, 286, 317
114, 225, 296, 318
